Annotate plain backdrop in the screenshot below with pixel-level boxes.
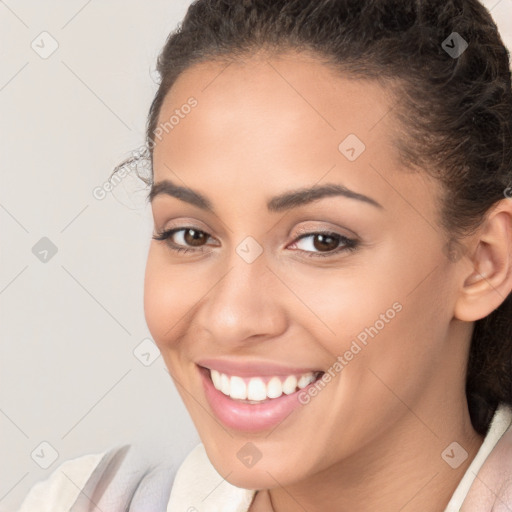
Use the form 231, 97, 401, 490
0, 1, 511, 510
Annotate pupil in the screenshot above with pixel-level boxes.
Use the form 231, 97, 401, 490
314, 234, 338, 252
185, 229, 206, 246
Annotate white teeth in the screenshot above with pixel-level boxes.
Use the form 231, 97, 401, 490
229, 376, 247, 400
247, 378, 267, 401
209, 369, 319, 402
211, 369, 221, 390
267, 377, 283, 399
220, 373, 230, 396
282, 375, 298, 395
298, 372, 314, 389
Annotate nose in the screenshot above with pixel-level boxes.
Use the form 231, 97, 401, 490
193, 250, 288, 347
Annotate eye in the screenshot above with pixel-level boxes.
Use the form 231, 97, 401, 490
288, 228, 359, 258
152, 227, 214, 255
152, 226, 359, 259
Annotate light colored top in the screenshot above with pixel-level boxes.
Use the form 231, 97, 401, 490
18, 403, 512, 511
444, 402, 512, 511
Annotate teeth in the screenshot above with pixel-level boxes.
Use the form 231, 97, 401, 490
209, 370, 317, 402
267, 377, 283, 399
247, 378, 267, 401
211, 369, 221, 390
282, 375, 297, 395
220, 373, 230, 396
230, 376, 247, 400
298, 373, 313, 389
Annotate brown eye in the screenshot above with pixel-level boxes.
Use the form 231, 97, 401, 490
311, 233, 339, 252
152, 227, 213, 254
289, 230, 359, 259
183, 228, 208, 247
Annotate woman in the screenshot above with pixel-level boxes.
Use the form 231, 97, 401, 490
18, 0, 512, 510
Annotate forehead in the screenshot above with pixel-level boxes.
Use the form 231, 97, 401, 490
155, 51, 398, 143
151, 52, 437, 217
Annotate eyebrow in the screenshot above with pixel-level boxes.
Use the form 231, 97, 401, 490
148, 179, 383, 213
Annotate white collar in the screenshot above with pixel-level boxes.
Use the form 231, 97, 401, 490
443, 402, 512, 511
166, 444, 256, 511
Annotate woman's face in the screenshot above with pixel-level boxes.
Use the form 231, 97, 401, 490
144, 52, 468, 489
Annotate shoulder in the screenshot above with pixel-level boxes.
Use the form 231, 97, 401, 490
462, 404, 512, 511
17, 451, 105, 512
18, 443, 180, 511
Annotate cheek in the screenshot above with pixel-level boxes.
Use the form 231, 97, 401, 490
284, 260, 403, 349
296, 246, 450, 382
143, 246, 192, 350
335, 268, 453, 412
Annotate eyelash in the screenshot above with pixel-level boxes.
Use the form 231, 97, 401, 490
152, 226, 359, 259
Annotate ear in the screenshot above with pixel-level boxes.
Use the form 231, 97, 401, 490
454, 198, 512, 322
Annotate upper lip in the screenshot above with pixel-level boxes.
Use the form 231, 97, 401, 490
196, 357, 323, 377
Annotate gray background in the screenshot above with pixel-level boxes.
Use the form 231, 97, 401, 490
1, 1, 511, 510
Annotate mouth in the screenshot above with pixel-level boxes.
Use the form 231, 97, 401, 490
207, 367, 324, 403
196, 364, 326, 432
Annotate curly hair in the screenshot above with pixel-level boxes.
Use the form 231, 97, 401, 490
116, 0, 512, 435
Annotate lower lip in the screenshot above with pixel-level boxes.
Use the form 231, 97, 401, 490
198, 366, 317, 432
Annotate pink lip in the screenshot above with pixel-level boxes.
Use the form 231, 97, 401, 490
198, 365, 322, 432
196, 357, 321, 377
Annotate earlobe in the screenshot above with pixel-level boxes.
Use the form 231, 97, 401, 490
454, 202, 512, 322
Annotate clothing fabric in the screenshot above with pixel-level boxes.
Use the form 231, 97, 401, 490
18, 443, 178, 512
18, 403, 512, 511
444, 402, 512, 511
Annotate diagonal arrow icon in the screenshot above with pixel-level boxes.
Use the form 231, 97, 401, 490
442, 32, 468, 58
236, 236, 263, 263
339, 134, 366, 161
31, 441, 59, 469
237, 442, 262, 468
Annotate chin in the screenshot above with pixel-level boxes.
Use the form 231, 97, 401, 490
204, 443, 307, 490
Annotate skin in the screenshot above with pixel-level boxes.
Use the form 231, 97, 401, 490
143, 51, 512, 511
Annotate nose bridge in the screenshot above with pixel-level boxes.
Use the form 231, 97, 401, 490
196, 242, 286, 343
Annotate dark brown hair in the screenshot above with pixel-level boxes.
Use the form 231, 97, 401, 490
117, 0, 512, 435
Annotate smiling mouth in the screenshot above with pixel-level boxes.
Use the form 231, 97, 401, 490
205, 367, 325, 403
